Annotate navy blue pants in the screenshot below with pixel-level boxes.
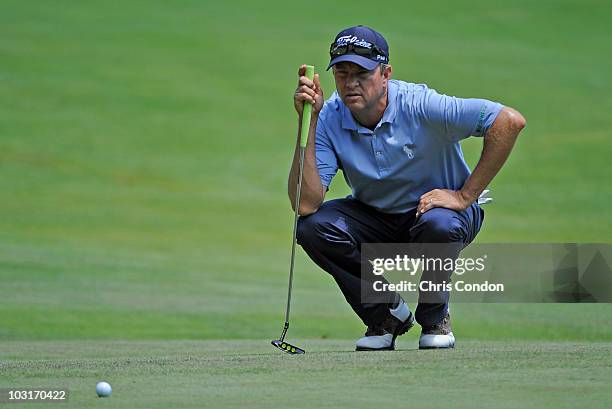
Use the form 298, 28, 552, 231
296, 197, 484, 328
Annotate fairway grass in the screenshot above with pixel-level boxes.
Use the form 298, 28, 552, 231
2, 1, 611, 408
2, 340, 611, 409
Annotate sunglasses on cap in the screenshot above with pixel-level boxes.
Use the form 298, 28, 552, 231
329, 39, 387, 61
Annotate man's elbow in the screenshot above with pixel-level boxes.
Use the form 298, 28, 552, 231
297, 203, 320, 216
290, 199, 321, 216
289, 196, 321, 216
504, 107, 527, 132
289, 186, 325, 216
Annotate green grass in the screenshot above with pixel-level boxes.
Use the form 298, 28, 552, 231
2, 340, 612, 409
1, 0, 611, 407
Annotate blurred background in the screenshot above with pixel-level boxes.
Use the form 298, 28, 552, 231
1, 0, 611, 342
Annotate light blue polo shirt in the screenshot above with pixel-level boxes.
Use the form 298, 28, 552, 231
315, 79, 504, 214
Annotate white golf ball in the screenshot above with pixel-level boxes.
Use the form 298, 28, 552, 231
96, 381, 112, 397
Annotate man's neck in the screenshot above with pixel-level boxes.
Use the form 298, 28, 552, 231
351, 91, 388, 130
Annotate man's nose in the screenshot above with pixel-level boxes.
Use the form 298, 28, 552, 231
344, 74, 359, 88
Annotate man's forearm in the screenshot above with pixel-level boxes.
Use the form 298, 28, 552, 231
288, 113, 325, 215
460, 107, 526, 203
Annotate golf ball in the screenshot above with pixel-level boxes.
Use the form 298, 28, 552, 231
96, 381, 112, 397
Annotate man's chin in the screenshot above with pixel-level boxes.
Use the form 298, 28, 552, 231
343, 97, 364, 109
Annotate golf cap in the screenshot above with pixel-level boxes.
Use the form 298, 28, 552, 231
327, 25, 389, 71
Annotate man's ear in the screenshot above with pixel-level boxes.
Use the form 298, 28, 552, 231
384, 64, 393, 81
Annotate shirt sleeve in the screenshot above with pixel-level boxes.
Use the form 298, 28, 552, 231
314, 119, 338, 188
421, 87, 504, 142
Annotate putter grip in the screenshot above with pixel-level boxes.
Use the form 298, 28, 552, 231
300, 65, 315, 148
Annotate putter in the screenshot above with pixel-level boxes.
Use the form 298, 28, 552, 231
271, 65, 315, 355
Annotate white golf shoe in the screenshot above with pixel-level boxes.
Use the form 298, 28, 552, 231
355, 299, 415, 351
418, 314, 455, 349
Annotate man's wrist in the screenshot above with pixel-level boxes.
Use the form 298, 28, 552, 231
458, 189, 478, 207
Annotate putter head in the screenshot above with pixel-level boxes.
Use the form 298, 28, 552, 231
271, 340, 305, 355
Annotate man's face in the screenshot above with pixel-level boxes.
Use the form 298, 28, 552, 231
332, 62, 390, 112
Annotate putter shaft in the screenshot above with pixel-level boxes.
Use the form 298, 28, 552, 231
282, 146, 305, 340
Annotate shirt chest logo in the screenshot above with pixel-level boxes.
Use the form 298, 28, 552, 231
403, 145, 415, 159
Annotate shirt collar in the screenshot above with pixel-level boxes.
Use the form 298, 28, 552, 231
340, 80, 399, 132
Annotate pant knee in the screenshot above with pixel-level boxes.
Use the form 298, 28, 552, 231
412, 209, 466, 243
296, 211, 354, 250
296, 214, 318, 246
